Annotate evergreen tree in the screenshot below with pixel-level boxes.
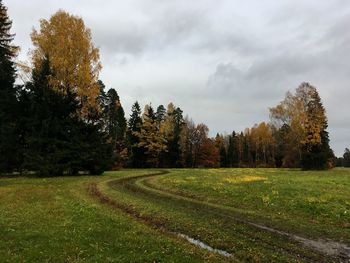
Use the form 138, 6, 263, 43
219, 145, 227, 167
127, 101, 145, 167
227, 131, 239, 167
21, 57, 79, 175
215, 134, 227, 167
172, 106, 184, 167
134, 104, 167, 167
104, 88, 127, 167
155, 105, 166, 123
0, 1, 18, 173
241, 132, 250, 166
21, 57, 112, 176
342, 148, 350, 167
161, 104, 184, 167
300, 84, 334, 170
179, 117, 193, 168
335, 157, 344, 167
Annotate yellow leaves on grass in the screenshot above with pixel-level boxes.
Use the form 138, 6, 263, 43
224, 175, 267, 184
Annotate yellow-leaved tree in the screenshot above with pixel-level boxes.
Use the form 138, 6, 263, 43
270, 82, 332, 169
30, 10, 102, 118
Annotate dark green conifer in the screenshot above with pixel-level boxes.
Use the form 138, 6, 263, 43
0, 0, 19, 173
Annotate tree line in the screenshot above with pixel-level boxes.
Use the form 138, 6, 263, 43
335, 148, 350, 167
0, 4, 336, 175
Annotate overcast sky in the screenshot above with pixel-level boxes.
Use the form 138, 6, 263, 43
5, 0, 350, 156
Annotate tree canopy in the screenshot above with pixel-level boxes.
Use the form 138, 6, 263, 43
31, 10, 102, 118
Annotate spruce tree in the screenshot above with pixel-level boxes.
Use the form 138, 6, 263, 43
21, 57, 112, 176
0, 0, 18, 173
161, 104, 184, 167
127, 101, 145, 167
105, 89, 126, 148
155, 105, 166, 123
301, 84, 334, 169
102, 88, 127, 167
22, 57, 80, 175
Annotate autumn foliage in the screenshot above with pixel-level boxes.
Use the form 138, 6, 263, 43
31, 10, 102, 118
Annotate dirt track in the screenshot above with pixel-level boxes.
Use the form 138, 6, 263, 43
88, 171, 350, 262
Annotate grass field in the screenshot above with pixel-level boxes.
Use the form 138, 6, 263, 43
0, 168, 349, 262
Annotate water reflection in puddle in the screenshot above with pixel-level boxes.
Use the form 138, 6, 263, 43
177, 233, 232, 257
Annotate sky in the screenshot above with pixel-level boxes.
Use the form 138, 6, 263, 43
5, 0, 350, 156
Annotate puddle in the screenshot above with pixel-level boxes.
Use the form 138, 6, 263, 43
176, 233, 232, 257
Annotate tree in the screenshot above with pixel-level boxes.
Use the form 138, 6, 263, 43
105, 90, 125, 143
160, 103, 184, 167
127, 101, 145, 167
0, 0, 19, 173
155, 105, 166, 124
343, 148, 350, 167
215, 134, 227, 167
298, 83, 333, 169
227, 131, 239, 167
273, 124, 300, 168
30, 10, 102, 118
270, 82, 333, 169
189, 123, 209, 167
270, 90, 305, 167
21, 57, 78, 175
20, 57, 112, 176
249, 122, 275, 167
134, 104, 167, 167
102, 88, 127, 168
179, 117, 194, 167
198, 138, 220, 168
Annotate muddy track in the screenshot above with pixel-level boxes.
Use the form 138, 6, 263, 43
88, 170, 350, 262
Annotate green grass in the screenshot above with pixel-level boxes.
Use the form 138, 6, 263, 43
0, 168, 349, 262
152, 168, 350, 243
0, 171, 220, 262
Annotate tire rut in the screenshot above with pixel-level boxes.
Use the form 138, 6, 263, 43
88, 170, 349, 262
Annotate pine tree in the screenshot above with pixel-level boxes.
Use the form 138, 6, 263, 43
0, 0, 18, 173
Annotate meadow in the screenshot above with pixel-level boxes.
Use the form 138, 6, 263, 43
0, 168, 349, 262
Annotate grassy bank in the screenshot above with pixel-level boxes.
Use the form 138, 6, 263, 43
0, 171, 216, 262
1, 168, 349, 262
151, 168, 350, 243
